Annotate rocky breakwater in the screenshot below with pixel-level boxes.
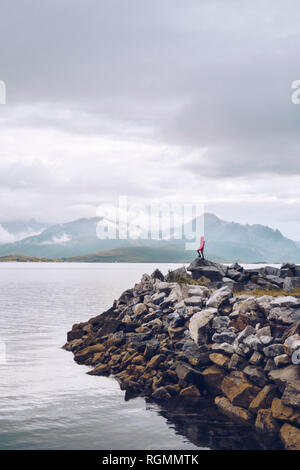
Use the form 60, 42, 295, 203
63, 259, 300, 450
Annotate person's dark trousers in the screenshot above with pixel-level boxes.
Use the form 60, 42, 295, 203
197, 250, 204, 259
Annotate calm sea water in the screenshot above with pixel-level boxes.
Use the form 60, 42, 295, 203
0, 262, 202, 450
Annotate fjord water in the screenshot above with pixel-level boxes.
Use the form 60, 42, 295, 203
0, 262, 201, 450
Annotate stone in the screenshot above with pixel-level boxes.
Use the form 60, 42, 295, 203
206, 286, 233, 309
268, 307, 300, 325
281, 380, 300, 408
221, 371, 260, 408
151, 269, 164, 281
274, 354, 291, 368
228, 353, 248, 371
189, 308, 216, 345
268, 365, 300, 391
271, 398, 300, 425
209, 353, 230, 369
280, 423, 300, 450
175, 362, 203, 387
187, 258, 225, 281
258, 335, 273, 346
211, 342, 234, 355
214, 396, 253, 426
179, 385, 201, 397
249, 351, 263, 366
232, 297, 257, 315
184, 296, 203, 307
87, 363, 110, 376
243, 366, 268, 387
146, 354, 165, 369
270, 296, 300, 308
236, 325, 256, 343
243, 334, 263, 351
202, 365, 226, 392
249, 385, 278, 414
155, 281, 175, 295
212, 330, 237, 344
212, 316, 230, 330
151, 292, 166, 305
284, 334, 300, 356
256, 326, 272, 338
151, 386, 171, 402
187, 286, 209, 298
74, 343, 106, 363
133, 303, 148, 317
263, 343, 285, 358
168, 325, 185, 340
255, 409, 279, 435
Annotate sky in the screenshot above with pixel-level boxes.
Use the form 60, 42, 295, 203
1, 0, 300, 239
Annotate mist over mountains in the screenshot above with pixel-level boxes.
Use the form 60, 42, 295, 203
0, 213, 299, 263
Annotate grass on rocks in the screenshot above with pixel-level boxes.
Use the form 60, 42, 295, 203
234, 287, 300, 297
166, 272, 211, 286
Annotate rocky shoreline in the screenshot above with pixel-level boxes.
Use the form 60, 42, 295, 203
63, 259, 300, 450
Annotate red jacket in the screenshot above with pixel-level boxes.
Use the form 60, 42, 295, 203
199, 237, 205, 251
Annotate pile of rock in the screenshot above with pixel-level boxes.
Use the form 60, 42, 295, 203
64, 261, 300, 450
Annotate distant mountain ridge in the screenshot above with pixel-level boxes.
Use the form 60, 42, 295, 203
0, 213, 299, 263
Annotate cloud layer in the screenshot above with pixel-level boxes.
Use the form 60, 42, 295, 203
1, 1, 300, 238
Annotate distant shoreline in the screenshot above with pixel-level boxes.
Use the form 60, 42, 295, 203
0, 254, 283, 264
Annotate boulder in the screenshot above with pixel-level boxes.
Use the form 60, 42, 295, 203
281, 380, 300, 408
263, 344, 285, 358
184, 296, 204, 308
151, 269, 164, 281
268, 307, 300, 325
212, 330, 237, 344
189, 308, 216, 344
280, 423, 300, 450
249, 385, 278, 414
175, 362, 203, 387
214, 396, 253, 426
179, 385, 201, 397
274, 354, 291, 367
255, 409, 279, 435
271, 398, 300, 425
268, 364, 300, 391
221, 371, 260, 408
211, 342, 234, 355
202, 365, 226, 392
206, 286, 233, 309
243, 366, 268, 387
187, 258, 227, 281
209, 353, 230, 369
284, 334, 300, 356
187, 286, 209, 298
151, 386, 171, 402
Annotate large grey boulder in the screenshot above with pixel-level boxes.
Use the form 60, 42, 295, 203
268, 364, 300, 391
282, 381, 300, 408
189, 308, 217, 345
187, 258, 226, 281
268, 307, 300, 325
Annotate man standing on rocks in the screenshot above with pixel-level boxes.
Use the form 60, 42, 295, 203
197, 236, 205, 259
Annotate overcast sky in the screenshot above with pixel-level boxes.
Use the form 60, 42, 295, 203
1, 0, 300, 238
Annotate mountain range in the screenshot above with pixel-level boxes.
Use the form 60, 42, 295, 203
0, 213, 299, 263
